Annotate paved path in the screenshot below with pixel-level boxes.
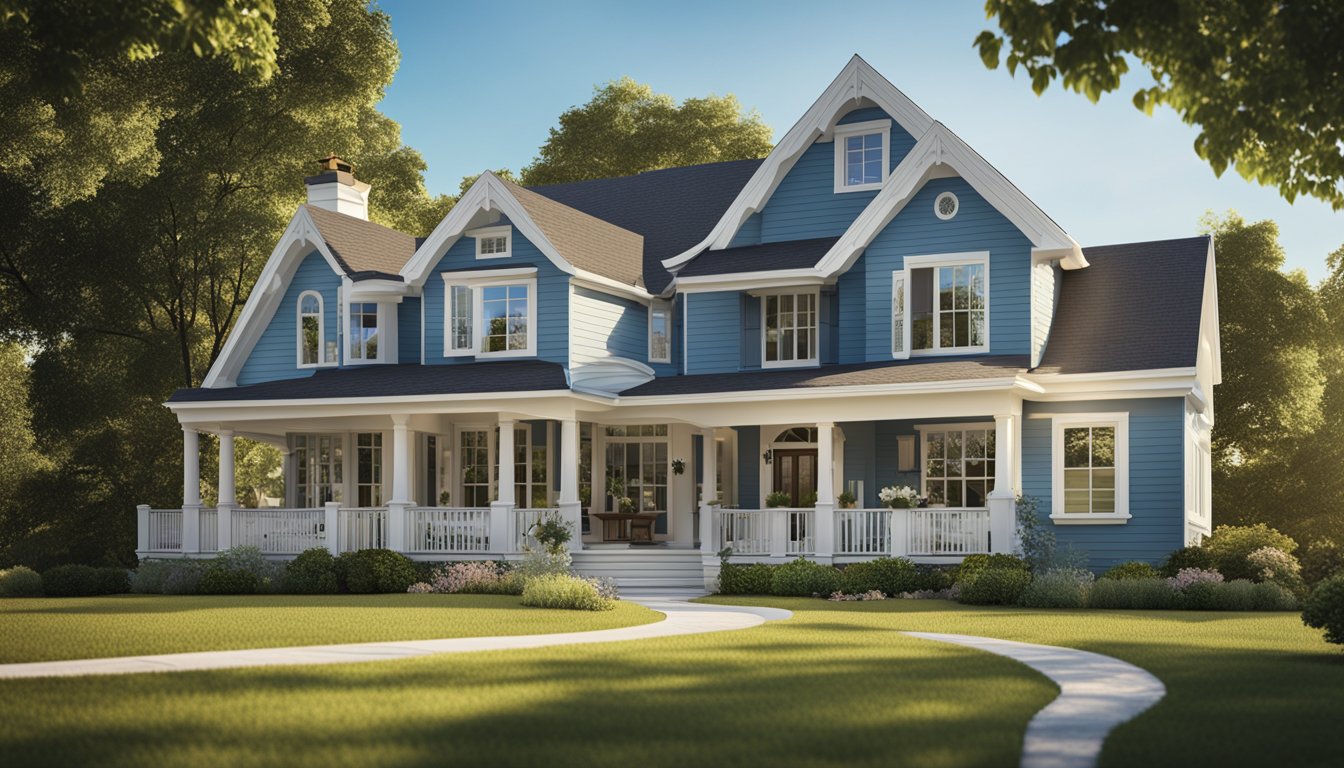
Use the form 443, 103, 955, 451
904, 632, 1166, 768
0, 594, 789, 680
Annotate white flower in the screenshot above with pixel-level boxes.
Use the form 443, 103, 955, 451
878, 485, 918, 504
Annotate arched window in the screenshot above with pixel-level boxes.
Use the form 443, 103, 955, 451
298, 291, 324, 367
773, 427, 818, 444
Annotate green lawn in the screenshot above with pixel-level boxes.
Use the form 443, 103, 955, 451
0, 598, 1339, 768
0, 594, 660, 663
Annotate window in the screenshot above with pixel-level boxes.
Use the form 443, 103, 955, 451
443, 273, 537, 358
833, 119, 891, 192
920, 425, 995, 508
606, 426, 669, 517
934, 192, 959, 220
1051, 414, 1130, 523
509, 425, 549, 508
762, 291, 818, 367
649, 301, 671, 363
355, 432, 383, 507
349, 302, 379, 361
579, 423, 593, 533
460, 429, 492, 507
895, 253, 989, 356
473, 226, 511, 259
297, 291, 333, 367
293, 434, 343, 507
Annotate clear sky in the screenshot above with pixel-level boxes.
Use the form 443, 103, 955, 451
377, 0, 1341, 280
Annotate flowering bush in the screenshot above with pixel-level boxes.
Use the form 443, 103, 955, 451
416, 561, 523, 595
878, 485, 918, 509
1167, 567, 1224, 591
1203, 523, 1298, 581
899, 586, 960, 600
1247, 546, 1306, 595
827, 590, 886, 601
406, 581, 433, 594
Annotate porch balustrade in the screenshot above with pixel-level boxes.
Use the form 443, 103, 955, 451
145, 508, 183, 552
405, 506, 490, 553
511, 508, 561, 552
714, 506, 992, 559
835, 509, 891, 555
338, 507, 388, 553
198, 507, 219, 553
232, 508, 326, 554
717, 508, 815, 556
908, 508, 991, 556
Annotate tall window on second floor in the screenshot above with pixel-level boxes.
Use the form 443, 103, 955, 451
444, 276, 537, 358
649, 301, 671, 363
297, 291, 335, 367
349, 302, 379, 361
480, 284, 529, 353
763, 291, 818, 367
894, 254, 989, 357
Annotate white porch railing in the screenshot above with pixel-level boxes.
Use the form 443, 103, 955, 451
908, 508, 991, 556
232, 508, 326, 554
512, 508, 559, 552
338, 507, 388, 552
199, 507, 219, 552
786, 509, 814, 555
405, 506, 490, 553
146, 508, 183, 551
717, 508, 814, 556
835, 509, 891, 555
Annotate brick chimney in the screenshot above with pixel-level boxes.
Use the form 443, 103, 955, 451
305, 154, 370, 220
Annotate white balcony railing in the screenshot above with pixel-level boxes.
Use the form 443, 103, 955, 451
512, 508, 559, 552
146, 508, 183, 551
406, 506, 490, 553
338, 507, 388, 552
908, 508, 991, 556
835, 509, 891, 555
232, 508, 326, 554
717, 508, 814, 556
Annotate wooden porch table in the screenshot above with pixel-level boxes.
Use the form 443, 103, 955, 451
592, 512, 662, 543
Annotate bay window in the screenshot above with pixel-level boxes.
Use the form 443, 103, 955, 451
762, 291, 818, 367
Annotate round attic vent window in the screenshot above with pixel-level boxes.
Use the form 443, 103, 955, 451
935, 192, 959, 220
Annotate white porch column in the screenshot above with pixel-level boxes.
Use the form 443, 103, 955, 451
136, 504, 150, 555
814, 422, 836, 561
324, 501, 341, 555
988, 414, 1018, 554
386, 415, 412, 552
491, 419, 516, 554
700, 428, 719, 590
217, 430, 236, 507
182, 427, 201, 554
558, 418, 583, 551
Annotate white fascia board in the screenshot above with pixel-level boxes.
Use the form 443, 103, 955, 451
202, 207, 345, 389
661, 55, 935, 272
401, 172, 576, 286
1020, 367, 1200, 402
571, 270, 654, 304
814, 123, 1084, 279
1200, 237, 1222, 387
619, 376, 1020, 407
167, 389, 617, 420
676, 269, 828, 293
347, 279, 411, 303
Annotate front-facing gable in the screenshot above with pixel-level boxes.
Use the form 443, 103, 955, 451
236, 250, 342, 386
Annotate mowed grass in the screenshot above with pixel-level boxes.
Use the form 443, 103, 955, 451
0, 600, 1056, 768
701, 597, 1344, 768
0, 594, 660, 663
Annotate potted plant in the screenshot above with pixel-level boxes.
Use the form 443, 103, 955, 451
879, 485, 918, 509
765, 491, 792, 508
619, 496, 636, 514
838, 490, 857, 509
606, 475, 626, 514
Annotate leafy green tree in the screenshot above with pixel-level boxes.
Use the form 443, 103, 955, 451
234, 438, 283, 509
976, 1, 1344, 209
520, 77, 773, 185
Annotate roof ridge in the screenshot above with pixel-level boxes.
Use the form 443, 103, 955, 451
1081, 234, 1212, 252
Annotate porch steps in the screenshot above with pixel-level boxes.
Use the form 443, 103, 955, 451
571, 549, 706, 590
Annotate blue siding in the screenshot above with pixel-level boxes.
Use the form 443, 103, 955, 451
739, 295, 761, 370
735, 426, 760, 508
398, 297, 421, 364
754, 108, 915, 245
728, 213, 762, 248
422, 231, 569, 365
859, 177, 1033, 360
819, 289, 839, 365
838, 253, 868, 363
1021, 398, 1186, 570
686, 291, 742, 374
237, 251, 341, 385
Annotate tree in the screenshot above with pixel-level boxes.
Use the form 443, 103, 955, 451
520, 77, 773, 186
975, 1, 1344, 209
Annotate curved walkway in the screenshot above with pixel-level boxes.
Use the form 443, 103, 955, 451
904, 632, 1166, 768
0, 594, 788, 680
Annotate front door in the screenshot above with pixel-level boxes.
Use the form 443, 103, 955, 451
772, 449, 818, 507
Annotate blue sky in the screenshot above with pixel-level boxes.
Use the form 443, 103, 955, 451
377, 0, 1341, 280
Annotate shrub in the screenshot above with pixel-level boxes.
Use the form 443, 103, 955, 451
912, 565, 957, 592
764, 491, 792, 508
0, 566, 43, 597
520, 573, 616, 611
42, 565, 130, 597
515, 549, 573, 583
717, 562, 774, 595
407, 582, 433, 593
162, 560, 208, 595
1302, 539, 1344, 586
1246, 546, 1306, 595
840, 557, 918, 596
1302, 574, 1344, 645
1168, 567, 1224, 591
530, 515, 572, 554
770, 558, 842, 597
423, 561, 523, 595
1159, 546, 1214, 578
197, 564, 259, 594
957, 567, 1032, 606
1203, 524, 1298, 582
956, 553, 1029, 581
195, 546, 285, 595
1101, 561, 1159, 581
1021, 568, 1094, 608
1088, 577, 1180, 609
130, 560, 174, 593
1247, 581, 1299, 611
1180, 579, 1299, 611
337, 549, 418, 594
284, 548, 339, 594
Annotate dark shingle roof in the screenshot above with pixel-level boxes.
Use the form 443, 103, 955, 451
304, 205, 416, 280
621, 356, 1029, 396
1036, 235, 1209, 375
677, 237, 840, 277
171, 361, 568, 403
527, 159, 764, 293
500, 178, 645, 288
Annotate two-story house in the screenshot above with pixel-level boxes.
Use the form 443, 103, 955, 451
139, 57, 1220, 590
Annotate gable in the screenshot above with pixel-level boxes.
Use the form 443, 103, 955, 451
237, 250, 342, 386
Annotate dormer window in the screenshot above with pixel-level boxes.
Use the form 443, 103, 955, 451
833, 119, 890, 193
472, 225, 512, 259
297, 291, 335, 367
443, 268, 538, 358
762, 290, 818, 368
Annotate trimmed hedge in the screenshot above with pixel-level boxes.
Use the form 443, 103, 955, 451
284, 548, 339, 594
337, 549, 418, 594
1088, 577, 1180, 609
1302, 574, 1344, 645
42, 565, 130, 597
956, 554, 1029, 580
956, 566, 1031, 606
840, 557, 918, 595
0, 566, 43, 597
1101, 561, 1159, 581
771, 558, 843, 597
717, 562, 774, 595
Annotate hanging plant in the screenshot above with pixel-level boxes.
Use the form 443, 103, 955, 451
671, 458, 686, 475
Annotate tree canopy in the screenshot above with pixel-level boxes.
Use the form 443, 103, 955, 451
976, 0, 1344, 210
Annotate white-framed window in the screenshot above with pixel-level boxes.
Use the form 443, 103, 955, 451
297, 291, 335, 367
472, 226, 512, 260
918, 424, 995, 508
442, 271, 538, 358
1051, 413, 1131, 524
355, 432, 384, 507
648, 301, 671, 363
762, 290, 819, 368
934, 192, 959, 220
893, 252, 989, 357
293, 434, 343, 507
833, 119, 891, 193
605, 425, 669, 516
348, 302, 380, 362
459, 428, 493, 507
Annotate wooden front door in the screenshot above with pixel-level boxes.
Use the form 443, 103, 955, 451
772, 449, 818, 507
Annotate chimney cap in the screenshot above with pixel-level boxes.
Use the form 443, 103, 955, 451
317, 154, 354, 173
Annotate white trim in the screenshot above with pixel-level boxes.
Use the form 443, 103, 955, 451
891, 269, 910, 359
438, 266, 537, 282
902, 252, 990, 356
571, 271, 653, 303
833, 118, 892, 193
1050, 413, 1131, 524
470, 225, 512, 260
648, 300, 672, 364
347, 279, 411, 302
440, 273, 539, 359
295, 290, 335, 369
934, 191, 959, 220
914, 422, 996, 505
760, 289, 820, 369
676, 270, 829, 293
682, 293, 689, 374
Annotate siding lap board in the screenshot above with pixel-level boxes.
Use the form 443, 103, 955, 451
686, 291, 743, 374
237, 251, 341, 385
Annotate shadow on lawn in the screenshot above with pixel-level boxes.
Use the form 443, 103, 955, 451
0, 594, 549, 616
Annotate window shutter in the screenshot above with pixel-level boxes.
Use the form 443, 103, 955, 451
892, 270, 911, 359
